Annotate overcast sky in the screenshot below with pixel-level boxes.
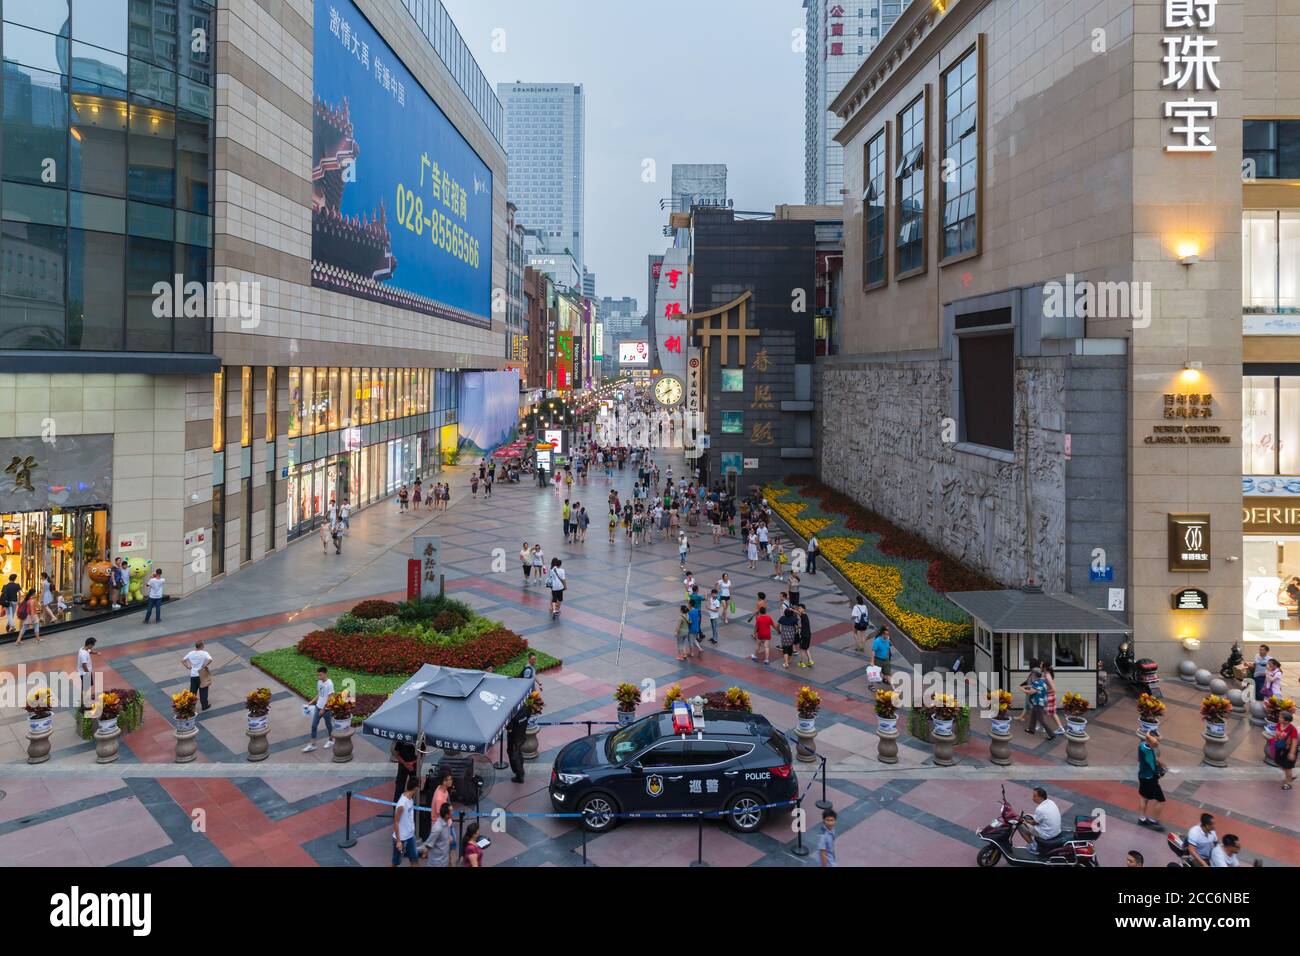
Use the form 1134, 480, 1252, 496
441, 0, 807, 306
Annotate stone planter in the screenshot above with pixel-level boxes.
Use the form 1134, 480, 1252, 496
522, 724, 540, 760
1202, 728, 1229, 768
330, 722, 354, 763
795, 723, 818, 764
95, 722, 121, 764
1066, 729, 1089, 767
616, 709, 636, 726
931, 728, 957, 767
876, 723, 899, 764
989, 722, 1012, 766
26, 717, 53, 764
174, 723, 199, 763
1066, 716, 1088, 738
246, 723, 270, 762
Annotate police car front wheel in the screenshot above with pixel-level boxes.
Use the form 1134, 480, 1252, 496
578, 793, 619, 832
725, 793, 765, 832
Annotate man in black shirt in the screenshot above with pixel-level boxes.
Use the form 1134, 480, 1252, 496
1, 575, 21, 633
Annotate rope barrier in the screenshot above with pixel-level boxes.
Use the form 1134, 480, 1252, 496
348, 790, 805, 821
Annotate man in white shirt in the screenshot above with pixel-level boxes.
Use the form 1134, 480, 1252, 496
303, 666, 335, 752
77, 637, 98, 711
144, 568, 166, 624
391, 777, 420, 867
1210, 834, 1241, 867
181, 640, 213, 711
1186, 813, 1217, 867
1021, 786, 1063, 853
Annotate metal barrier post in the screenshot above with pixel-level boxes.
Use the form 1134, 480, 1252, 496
789, 797, 810, 858
493, 733, 509, 771
337, 791, 357, 848
457, 809, 466, 862
689, 810, 709, 867
815, 755, 833, 812
585, 720, 593, 737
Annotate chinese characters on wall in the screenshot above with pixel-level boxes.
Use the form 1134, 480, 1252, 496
1162, 0, 1220, 152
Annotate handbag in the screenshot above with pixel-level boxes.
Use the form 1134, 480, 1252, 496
199, 665, 213, 688
728, 599, 737, 615
866, 665, 883, 683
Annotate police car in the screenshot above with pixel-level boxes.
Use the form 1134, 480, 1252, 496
549, 703, 798, 832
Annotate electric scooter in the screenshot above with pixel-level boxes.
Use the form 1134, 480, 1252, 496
975, 786, 1100, 867
1114, 640, 1163, 699
1219, 641, 1245, 681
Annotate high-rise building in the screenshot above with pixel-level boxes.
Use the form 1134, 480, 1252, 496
582, 270, 596, 300
804, 0, 912, 205
498, 82, 585, 269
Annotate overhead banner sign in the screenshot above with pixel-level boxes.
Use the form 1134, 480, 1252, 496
312, 0, 493, 326
619, 341, 650, 365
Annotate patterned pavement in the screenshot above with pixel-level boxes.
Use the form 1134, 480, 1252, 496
1, 452, 1297, 868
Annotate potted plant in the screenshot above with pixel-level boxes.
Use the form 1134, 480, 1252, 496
522, 690, 544, 760
25, 688, 53, 735
795, 686, 821, 732
927, 694, 960, 737
661, 683, 684, 712
1137, 693, 1166, 736
246, 687, 272, 733
96, 692, 123, 734
1200, 694, 1232, 737
990, 689, 1014, 736
723, 686, 753, 712
1061, 692, 1091, 736
614, 682, 641, 725
171, 690, 198, 731
875, 688, 899, 734
1263, 696, 1295, 735
327, 690, 355, 762
25, 688, 54, 764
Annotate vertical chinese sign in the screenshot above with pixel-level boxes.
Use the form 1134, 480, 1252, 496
1161, 0, 1219, 153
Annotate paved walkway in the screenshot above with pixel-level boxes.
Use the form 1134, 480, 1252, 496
1, 452, 1296, 868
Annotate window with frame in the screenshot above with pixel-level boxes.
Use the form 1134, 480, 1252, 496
955, 307, 1014, 452
895, 93, 926, 276
1242, 374, 1300, 475
941, 45, 979, 260
1020, 634, 1088, 670
1243, 210, 1300, 313
863, 127, 887, 287
1243, 120, 1300, 179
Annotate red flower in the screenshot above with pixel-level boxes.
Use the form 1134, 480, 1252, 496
296, 628, 528, 675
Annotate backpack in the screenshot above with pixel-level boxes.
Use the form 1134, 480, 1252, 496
16, 602, 28, 621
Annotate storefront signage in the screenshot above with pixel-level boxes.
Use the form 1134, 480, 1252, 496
1172, 587, 1209, 610
412, 535, 441, 598
117, 532, 148, 554
686, 349, 702, 415
1167, 513, 1211, 572
1089, 565, 1114, 583
0, 435, 113, 512
1242, 497, 1300, 534
743, 458, 759, 470
1244, 476, 1300, 496
1161, 0, 1220, 153
183, 528, 207, 549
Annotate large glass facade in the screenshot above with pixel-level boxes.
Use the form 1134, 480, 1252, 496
285, 365, 455, 539
0, 0, 214, 352
1243, 210, 1300, 313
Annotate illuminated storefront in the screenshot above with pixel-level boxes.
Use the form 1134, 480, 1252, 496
284, 366, 458, 539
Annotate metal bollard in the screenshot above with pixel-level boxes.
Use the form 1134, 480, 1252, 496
815, 755, 833, 812
338, 790, 357, 849
790, 797, 810, 858
689, 810, 709, 867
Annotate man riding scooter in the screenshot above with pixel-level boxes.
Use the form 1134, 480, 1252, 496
1018, 786, 1064, 854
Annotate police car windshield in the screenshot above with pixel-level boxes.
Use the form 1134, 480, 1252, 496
606, 717, 660, 763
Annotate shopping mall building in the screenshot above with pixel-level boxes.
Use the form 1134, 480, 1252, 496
0, 0, 509, 610
822, 0, 1300, 670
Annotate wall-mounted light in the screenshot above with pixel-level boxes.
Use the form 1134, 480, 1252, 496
1180, 361, 1203, 385
1181, 637, 1201, 652
1176, 241, 1200, 265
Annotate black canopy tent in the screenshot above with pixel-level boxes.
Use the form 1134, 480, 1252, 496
362, 664, 533, 755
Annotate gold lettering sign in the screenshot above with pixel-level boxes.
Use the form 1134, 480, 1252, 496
1242, 497, 1300, 535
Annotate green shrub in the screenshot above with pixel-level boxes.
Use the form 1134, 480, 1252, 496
433, 609, 468, 632
359, 615, 401, 635
334, 613, 366, 635
352, 599, 400, 620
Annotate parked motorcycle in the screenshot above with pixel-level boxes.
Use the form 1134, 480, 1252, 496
1219, 641, 1245, 681
1114, 640, 1162, 699
975, 786, 1100, 867
1166, 831, 1197, 868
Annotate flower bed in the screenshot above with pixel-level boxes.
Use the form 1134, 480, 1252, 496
298, 626, 528, 675
765, 478, 1000, 648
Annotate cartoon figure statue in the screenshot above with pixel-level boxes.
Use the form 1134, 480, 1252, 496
125, 557, 152, 603
85, 560, 113, 608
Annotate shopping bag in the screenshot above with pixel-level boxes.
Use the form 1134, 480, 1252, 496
728, 599, 737, 615
866, 665, 883, 684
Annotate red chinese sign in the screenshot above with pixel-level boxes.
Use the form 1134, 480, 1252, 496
665, 335, 682, 354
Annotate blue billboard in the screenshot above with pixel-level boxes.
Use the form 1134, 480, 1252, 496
311, 0, 492, 326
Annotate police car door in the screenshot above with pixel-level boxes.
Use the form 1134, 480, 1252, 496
618, 740, 690, 816
683, 740, 739, 809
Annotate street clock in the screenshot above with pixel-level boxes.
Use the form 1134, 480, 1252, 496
653, 375, 684, 407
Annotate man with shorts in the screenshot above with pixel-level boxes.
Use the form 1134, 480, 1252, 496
750, 604, 774, 666
546, 559, 566, 618
1137, 731, 1167, 830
